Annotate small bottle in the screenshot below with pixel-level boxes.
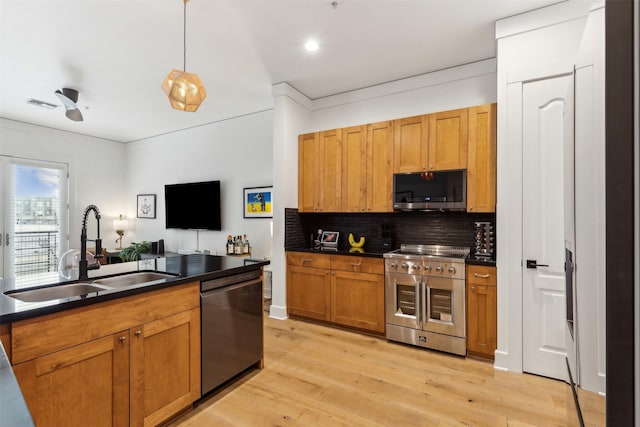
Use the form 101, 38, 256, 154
234, 236, 243, 255
243, 234, 250, 254
226, 235, 234, 255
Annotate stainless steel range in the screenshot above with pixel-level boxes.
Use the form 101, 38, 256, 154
384, 244, 469, 356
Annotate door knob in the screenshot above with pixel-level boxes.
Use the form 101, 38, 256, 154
526, 260, 549, 269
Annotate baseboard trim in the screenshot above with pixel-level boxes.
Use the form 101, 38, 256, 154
268, 304, 288, 320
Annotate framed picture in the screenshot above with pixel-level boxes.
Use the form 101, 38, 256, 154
137, 194, 156, 219
243, 186, 273, 218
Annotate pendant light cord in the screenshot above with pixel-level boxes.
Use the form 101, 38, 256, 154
183, 0, 187, 72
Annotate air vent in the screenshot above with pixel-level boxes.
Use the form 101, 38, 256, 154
27, 98, 58, 109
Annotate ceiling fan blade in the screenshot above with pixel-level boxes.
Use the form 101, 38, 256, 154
55, 90, 77, 110
61, 88, 79, 104
65, 108, 84, 122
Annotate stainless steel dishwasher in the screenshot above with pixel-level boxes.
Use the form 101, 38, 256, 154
200, 269, 263, 396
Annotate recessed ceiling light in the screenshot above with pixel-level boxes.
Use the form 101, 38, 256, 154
305, 39, 319, 52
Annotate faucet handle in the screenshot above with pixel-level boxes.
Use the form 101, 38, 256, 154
94, 238, 103, 258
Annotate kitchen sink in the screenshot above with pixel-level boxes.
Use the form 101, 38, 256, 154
4, 283, 111, 303
92, 271, 177, 289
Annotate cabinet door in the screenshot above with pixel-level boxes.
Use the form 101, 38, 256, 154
330, 270, 385, 333
341, 125, 367, 212
287, 265, 331, 321
318, 129, 342, 212
367, 121, 394, 212
393, 115, 428, 172
428, 108, 468, 170
466, 266, 497, 358
130, 308, 201, 427
298, 132, 319, 212
467, 103, 497, 212
13, 333, 130, 427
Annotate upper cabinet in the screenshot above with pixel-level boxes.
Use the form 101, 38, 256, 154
429, 108, 469, 171
342, 122, 394, 212
298, 103, 496, 213
467, 104, 497, 212
298, 129, 342, 212
393, 115, 429, 172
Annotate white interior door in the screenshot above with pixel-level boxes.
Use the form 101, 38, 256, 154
522, 74, 572, 381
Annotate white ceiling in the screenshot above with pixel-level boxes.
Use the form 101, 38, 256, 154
0, 0, 563, 143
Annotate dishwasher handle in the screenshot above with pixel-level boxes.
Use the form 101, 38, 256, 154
201, 269, 262, 293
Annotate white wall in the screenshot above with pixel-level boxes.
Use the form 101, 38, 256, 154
124, 110, 273, 259
269, 60, 497, 320
0, 118, 127, 250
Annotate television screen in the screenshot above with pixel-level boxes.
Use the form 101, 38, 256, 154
165, 180, 221, 230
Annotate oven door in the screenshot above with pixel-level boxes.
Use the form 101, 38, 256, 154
385, 271, 420, 329
422, 277, 465, 338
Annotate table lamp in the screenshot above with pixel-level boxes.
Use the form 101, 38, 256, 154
113, 215, 129, 250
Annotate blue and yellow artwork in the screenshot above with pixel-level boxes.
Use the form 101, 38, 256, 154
244, 188, 272, 217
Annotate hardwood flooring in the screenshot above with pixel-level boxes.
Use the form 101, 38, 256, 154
167, 314, 605, 426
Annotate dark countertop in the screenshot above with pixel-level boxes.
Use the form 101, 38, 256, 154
285, 246, 385, 258
0, 340, 35, 427
466, 256, 497, 267
1, 254, 269, 324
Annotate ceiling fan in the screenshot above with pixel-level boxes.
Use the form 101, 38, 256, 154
54, 88, 84, 122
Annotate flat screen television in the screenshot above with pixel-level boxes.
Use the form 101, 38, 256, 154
164, 180, 222, 230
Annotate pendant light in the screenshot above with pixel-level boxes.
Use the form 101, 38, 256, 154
161, 0, 206, 112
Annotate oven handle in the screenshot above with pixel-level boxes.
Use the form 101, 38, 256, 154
415, 281, 421, 329
422, 281, 428, 328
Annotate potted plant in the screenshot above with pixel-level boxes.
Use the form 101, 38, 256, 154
119, 241, 151, 262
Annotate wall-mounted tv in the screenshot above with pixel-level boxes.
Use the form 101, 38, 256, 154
165, 180, 221, 230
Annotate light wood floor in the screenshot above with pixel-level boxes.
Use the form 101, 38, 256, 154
168, 314, 605, 427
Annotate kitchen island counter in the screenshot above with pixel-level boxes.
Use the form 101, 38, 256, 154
0, 254, 269, 324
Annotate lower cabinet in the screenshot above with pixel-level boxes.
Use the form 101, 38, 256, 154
287, 252, 385, 334
10, 282, 201, 427
466, 265, 497, 359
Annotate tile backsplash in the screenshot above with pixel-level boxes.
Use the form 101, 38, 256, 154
285, 208, 495, 254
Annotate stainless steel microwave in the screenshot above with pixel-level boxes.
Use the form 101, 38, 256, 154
393, 169, 466, 211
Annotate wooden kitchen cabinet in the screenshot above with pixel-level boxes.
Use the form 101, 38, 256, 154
10, 282, 201, 427
13, 332, 130, 427
428, 108, 469, 171
330, 256, 385, 333
366, 121, 394, 212
286, 252, 331, 321
341, 121, 394, 212
466, 265, 497, 359
287, 252, 385, 334
298, 129, 342, 212
393, 114, 429, 172
467, 103, 497, 212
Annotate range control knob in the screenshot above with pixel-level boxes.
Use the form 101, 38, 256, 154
412, 264, 421, 271
435, 265, 443, 273
401, 263, 409, 270
390, 262, 398, 269
448, 266, 456, 274
424, 265, 432, 272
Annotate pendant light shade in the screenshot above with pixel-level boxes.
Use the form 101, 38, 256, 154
162, 0, 206, 112
162, 69, 206, 112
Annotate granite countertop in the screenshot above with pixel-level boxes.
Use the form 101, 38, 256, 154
285, 246, 385, 258
1, 254, 269, 324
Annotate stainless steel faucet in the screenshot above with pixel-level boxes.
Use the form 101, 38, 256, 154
79, 204, 103, 280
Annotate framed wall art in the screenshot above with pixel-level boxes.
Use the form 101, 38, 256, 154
243, 186, 272, 218
137, 194, 156, 219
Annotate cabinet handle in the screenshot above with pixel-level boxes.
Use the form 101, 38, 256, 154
119, 336, 126, 343
350, 262, 362, 267
471, 287, 476, 292
474, 273, 490, 278
135, 330, 142, 337
301, 258, 312, 263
